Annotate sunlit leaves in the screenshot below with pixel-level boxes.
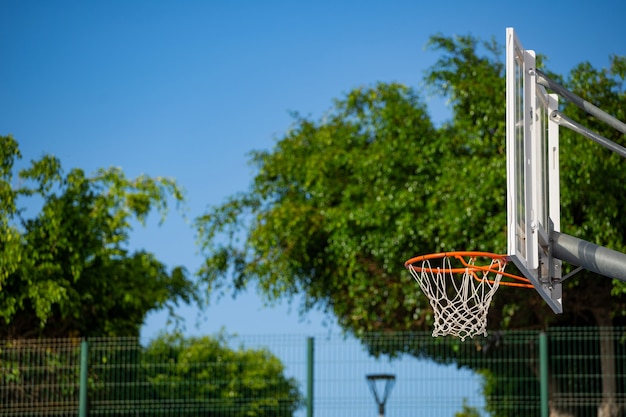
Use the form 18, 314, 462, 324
143, 332, 302, 416
0, 137, 23, 289
0, 138, 196, 338
426, 33, 505, 152
196, 83, 440, 333
195, 35, 626, 336
559, 55, 626, 306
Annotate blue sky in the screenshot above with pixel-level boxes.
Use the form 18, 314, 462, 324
2, 0, 625, 342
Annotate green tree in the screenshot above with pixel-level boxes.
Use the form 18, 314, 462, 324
195, 35, 626, 416
196, 83, 442, 334
142, 332, 302, 417
0, 135, 198, 338
195, 34, 626, 333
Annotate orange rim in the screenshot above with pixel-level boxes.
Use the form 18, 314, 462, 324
404, 251, 534, 288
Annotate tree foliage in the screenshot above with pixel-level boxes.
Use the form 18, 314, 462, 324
0, 135, 198, 338
558, 55, 626, 325
196, 83, 442, 334
195, 33, 626, 417
196, 34, 626, 333
142, 332, 302, 416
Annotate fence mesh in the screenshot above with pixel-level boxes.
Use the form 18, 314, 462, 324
1, 328, 625, 416
0, 338, 81, 417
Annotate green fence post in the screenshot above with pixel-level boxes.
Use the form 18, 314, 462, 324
307, 336, 314, 417
79, 339, 88, 417
539, 332, 549, 417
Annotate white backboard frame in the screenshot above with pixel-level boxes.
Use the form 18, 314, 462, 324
506, 28, 563, 313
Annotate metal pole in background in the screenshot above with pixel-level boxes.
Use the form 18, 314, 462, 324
79, 340, 88, 417
307, 337, 314, 417
539, 332, 549, 417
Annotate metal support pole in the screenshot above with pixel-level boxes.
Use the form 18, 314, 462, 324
552, 231, 626, 282
79, 340, 88, 417
306, 337, 314, 417
539, 332, 549, 417
535, 69, 626, 134
549, 111, 626, 158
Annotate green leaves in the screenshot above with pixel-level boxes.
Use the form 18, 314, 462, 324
0, 138, 196, 338
0, 137, 23, 291
426, 33, 505, 151
197, 83, 439, 332
195, 34, 626, 335
143, 332, 302, 416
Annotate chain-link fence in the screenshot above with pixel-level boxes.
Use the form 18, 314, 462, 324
1, 328, 624, 416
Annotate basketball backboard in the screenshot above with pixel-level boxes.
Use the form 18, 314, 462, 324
405, 28, 626, 339
505, 28, 563, 313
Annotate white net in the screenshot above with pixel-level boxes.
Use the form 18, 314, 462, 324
406, 255, 505, 341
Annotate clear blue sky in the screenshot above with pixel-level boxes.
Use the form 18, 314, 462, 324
2, 0, 625, 341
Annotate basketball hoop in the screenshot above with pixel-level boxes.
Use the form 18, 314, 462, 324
404, 251, 532, 341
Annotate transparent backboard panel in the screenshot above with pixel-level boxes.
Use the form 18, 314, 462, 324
507, 28, 536, 271
506, 28, 562, 313
512, 37, 526, 262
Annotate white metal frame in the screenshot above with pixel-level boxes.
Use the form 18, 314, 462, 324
506, 28, 562, 313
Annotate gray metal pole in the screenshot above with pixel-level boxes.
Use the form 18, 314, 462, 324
552, 231, 626, 282
536, 69, 626, 134
550, 111, 626, 159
